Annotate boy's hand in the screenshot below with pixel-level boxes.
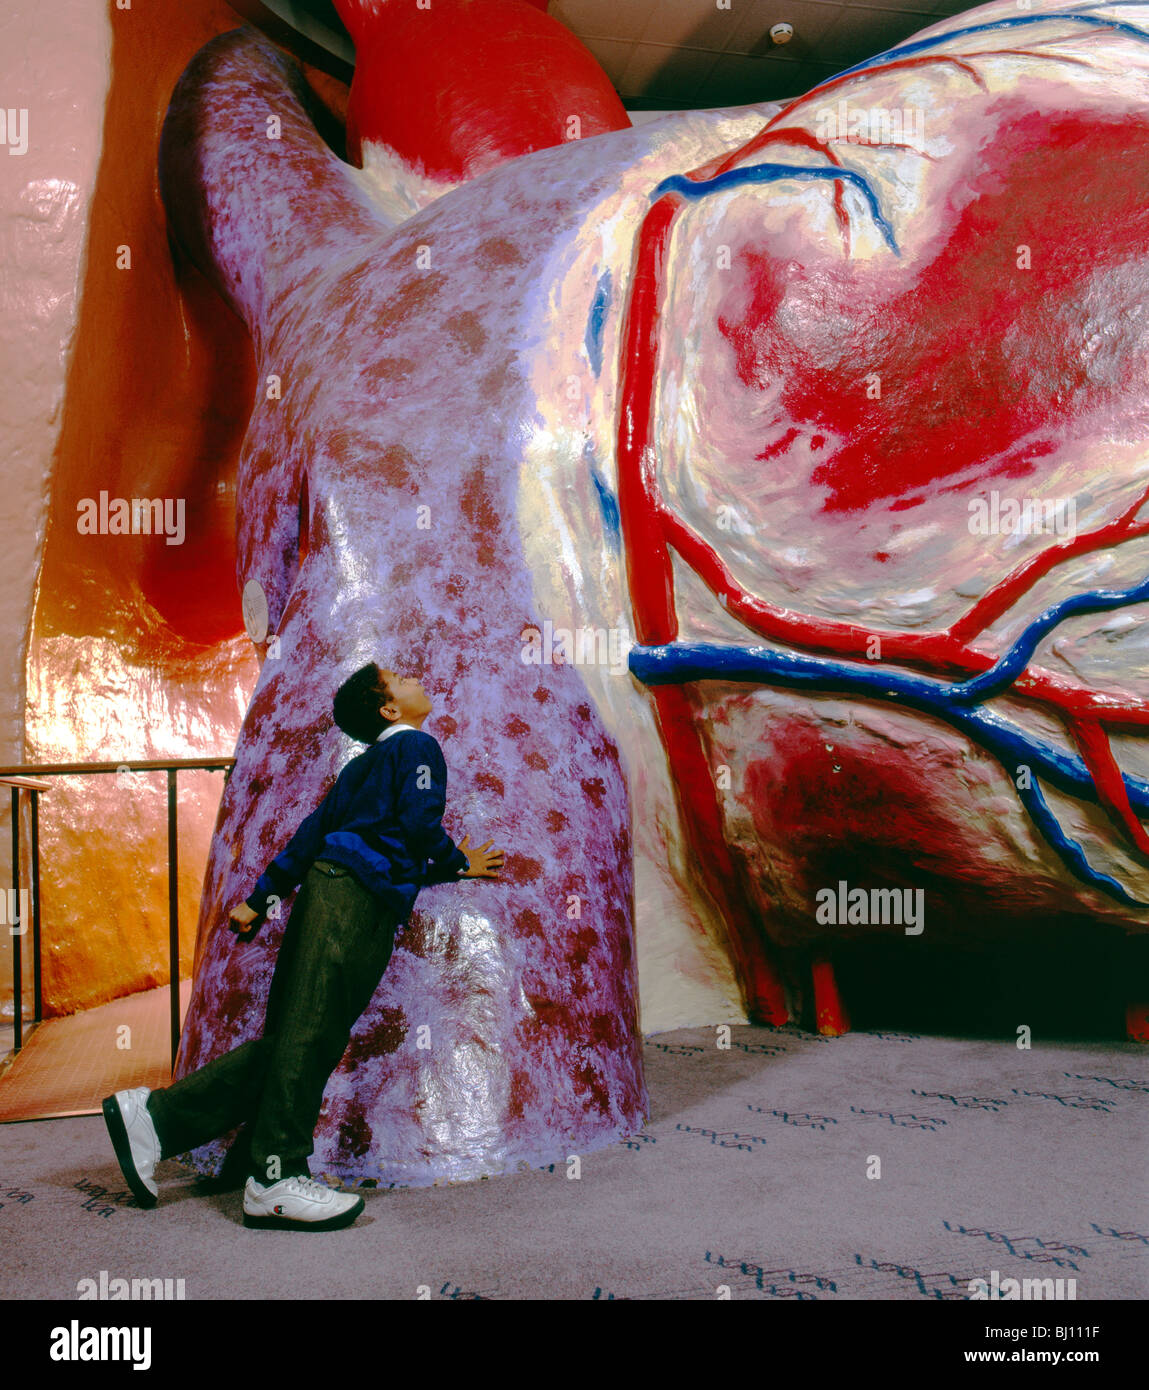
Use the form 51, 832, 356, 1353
228, 902, 261, 934
458, 834, 504, 878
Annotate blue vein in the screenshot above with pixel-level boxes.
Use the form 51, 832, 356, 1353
628, 641, 1149, 905
585, 271, 611, 378
635, 4, 1149, 900
947, 573, 1149, 704
830, 12, 1149, 84
648, 9, 1149, 266
1017, 776, 1144, 906
654, 164, 900, 256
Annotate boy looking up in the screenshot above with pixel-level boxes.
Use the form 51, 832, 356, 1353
102, 663, 502, 1231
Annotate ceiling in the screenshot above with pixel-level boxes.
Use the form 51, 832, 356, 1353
244, 0, 983, 109
554, 0, 979, 108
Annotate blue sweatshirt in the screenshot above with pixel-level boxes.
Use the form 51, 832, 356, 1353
243, 723, 468, 924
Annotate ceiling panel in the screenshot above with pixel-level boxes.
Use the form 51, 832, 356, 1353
632, 0, 749, 51
695, 51, 802, 106
578, 34, 642, 76
818, 3, 939, 63
552, 0, 658, 43
618, 39, 723, 103
553, 0, 967, 107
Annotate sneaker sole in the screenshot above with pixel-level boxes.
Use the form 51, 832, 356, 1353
101, 1096, 158, 1210
242, 1197, 365, 1232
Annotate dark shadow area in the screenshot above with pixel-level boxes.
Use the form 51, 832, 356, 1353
824, 920, 1148, 1041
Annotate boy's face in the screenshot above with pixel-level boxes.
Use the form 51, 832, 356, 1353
378, 668, 432, 723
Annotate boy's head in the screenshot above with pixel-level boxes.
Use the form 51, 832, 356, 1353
333, 663, 432, 743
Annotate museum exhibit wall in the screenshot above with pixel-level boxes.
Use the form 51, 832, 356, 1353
0, 0, 267, 1022
166, 0, 1149, 1183
3, 0, 1148, 1181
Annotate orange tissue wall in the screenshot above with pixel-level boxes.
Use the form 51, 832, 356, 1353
5, 0, 349, 1019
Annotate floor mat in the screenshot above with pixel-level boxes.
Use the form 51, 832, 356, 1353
0, 981, 192, 1121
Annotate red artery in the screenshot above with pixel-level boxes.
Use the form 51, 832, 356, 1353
615, 53, 1149, 1017
332, 0, 629, 180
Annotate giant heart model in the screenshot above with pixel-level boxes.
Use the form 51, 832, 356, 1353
161, 0, 1149, 1184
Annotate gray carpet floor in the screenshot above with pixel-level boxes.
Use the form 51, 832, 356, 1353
1, 1025, 1145, 1301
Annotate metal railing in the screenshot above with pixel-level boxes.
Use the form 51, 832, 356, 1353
0, 758, 234, 1070
0, 775, 49, 1054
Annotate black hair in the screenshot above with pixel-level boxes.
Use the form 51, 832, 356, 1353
332, 663, 394, 744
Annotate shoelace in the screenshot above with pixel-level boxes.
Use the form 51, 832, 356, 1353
283, 1175, 331, 1201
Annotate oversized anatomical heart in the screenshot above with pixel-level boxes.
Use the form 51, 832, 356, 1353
167, 0, 1149, 1183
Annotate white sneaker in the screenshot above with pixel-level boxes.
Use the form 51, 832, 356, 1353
242, 1174, 365, 1231
101, 1087, 160, 1208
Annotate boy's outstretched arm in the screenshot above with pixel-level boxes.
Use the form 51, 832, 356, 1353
228, 793, 334, 933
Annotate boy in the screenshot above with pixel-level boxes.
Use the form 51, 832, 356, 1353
102, 663, 502, 1231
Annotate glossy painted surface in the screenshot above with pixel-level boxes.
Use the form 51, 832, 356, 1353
0, 0, 111, 1022
3, 0, 265, 1023
4, 1, 353, 1022
334, 0, 629, 182
157, 0, 1149, 1179
614, 3, 1149, 960
161, 21, 651, 1184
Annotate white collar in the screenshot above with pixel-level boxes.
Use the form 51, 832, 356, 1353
376, 722, 417, 743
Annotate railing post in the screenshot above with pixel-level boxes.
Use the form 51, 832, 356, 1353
10, 785, 20, 1053
167, 768, 179, 1073
31, 788, 41, 1024
0, 758, 232, 1077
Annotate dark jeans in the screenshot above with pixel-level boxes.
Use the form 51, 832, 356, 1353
146, 861, 398, 1184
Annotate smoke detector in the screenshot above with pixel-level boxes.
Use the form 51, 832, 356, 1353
770, 22, 794, 44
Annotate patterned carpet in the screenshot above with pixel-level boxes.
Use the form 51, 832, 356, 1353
0, 1024, 1144, 1301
